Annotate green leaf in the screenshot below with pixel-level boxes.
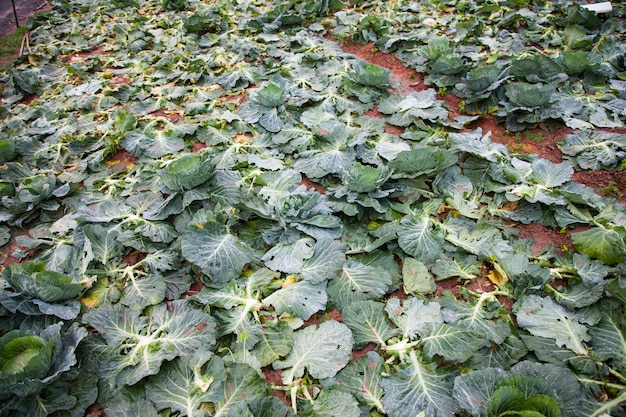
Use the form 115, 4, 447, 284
310, 389, 360, 417
82, 224, 124, 267
181, 223, 256, 283
529, 159, 573, 188
253, 320, 293, 367
122, 120, 185, 159
160, 153, 214, 191
589, 311, 626, 369
327, 259, 392, 309
119, 274, 167, 311
249, 396, 295, 417
514, 295, 589, 355
273, 320, 353, 384
421, 323, 487, 363
349, 61, 391, 87
342, 300, 398, 348
509, 361, 584, 417
256, 80, 287, 108
572, 226, 626, 265
4, 262, 84, 303
145, 356, 225, 417
0, 333, 52, 379
504, 82, 556, 108
431, 254, 480, 280
453, 367, 509, 416
397, 214, 445, 264
559, 131, 626, 170
440, 294, 511, 344
381, 351, 459, 417
103, 385, 159, 417
402, 257, 436, 295
329, 351, 385, 412
418, 37, 452, 60
82, 300, 216, 386
262, 237, 315, 274
0, 139, 16, 164
389, 148, 457, 178
300, 239, 346, 283
263, 280, 327, 320
213, 363, 267, 416
481, 335, 528, 370
385, 297, 443, 340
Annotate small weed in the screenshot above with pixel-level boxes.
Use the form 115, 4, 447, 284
509, 144, 528, 154
523, 131, 545, 142
458, 100, 466, 113
603, 181, 623, 198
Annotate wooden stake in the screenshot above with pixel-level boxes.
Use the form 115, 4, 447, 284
11, 0, 19, 28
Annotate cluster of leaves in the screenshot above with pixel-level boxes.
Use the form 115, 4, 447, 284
334, 0, 626, 130
0, 0, 624, 416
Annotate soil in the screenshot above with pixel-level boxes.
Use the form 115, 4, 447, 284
0, 0, 50, 38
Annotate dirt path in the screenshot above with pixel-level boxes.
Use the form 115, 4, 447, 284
0, 0, 49, 38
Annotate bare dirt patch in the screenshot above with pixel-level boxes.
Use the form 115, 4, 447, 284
572, 169, 626, 203
515, 222, 578, 255
60, 46, 110, 63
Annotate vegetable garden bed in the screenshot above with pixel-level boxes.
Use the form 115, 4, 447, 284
0, 0, 626, 416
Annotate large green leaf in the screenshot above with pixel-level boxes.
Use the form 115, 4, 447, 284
327, 259, 392, 309
252, 320, 293, 367
397, 215, 445, 264
119, 274, 167, 311
3, 261, 84, 303
328, 351, 385, 412
262, 237, 315, 274
160, 153, 214, 191
263, 280, 327, 320
342, 300, 398, 348
121, 120, 185, 159
440, 294, 511, 344
181, 223, 256, 283
504, 82, 556, 108
421, 323, 487, 363
82, 300, 216, 386
272, 320, 353, 384
308, 389, 360, 417
389, 148, 457, 178
453, 367, 509, 416
402, 257, 436, 295
145, 356, 225, 417
381, 351, 459, 417
385, 297, 443, 340
213, 363, 267, 416
514, 295, 590, 355
572, 226, 626, 265
82, 224, 124, 267
300, 239, 346, 283
559, 129, 626, 170
589, 311, 626, 369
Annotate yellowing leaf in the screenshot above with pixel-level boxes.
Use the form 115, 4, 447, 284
282, 275, 296, 288
501, 201, 518, 211
80, 294, 100, 309
487, 264, 508, 285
